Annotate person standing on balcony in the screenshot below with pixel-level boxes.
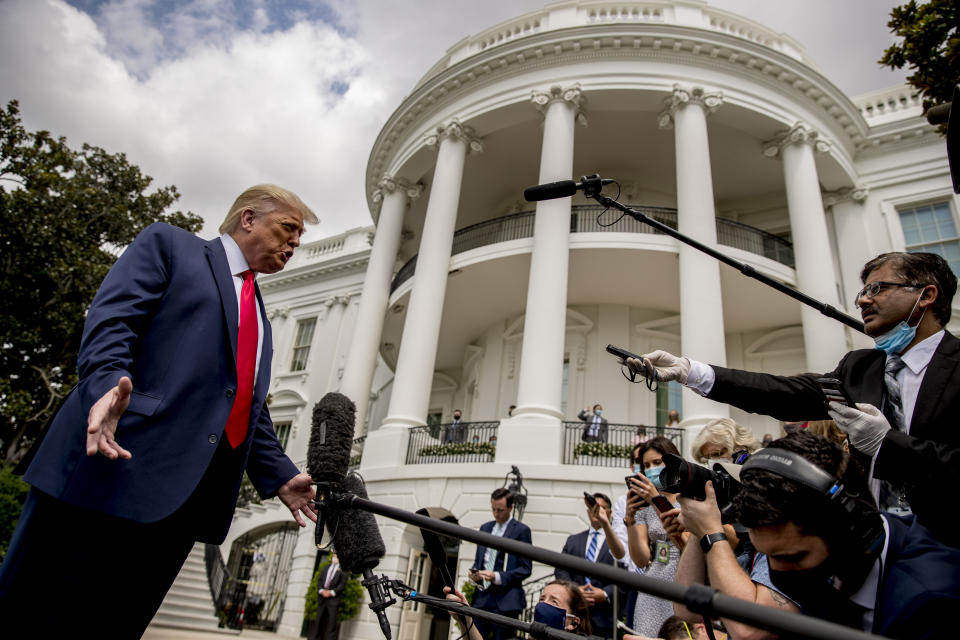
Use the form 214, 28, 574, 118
0, 185, 320, 638
469, 487, 533, 640
578, 404, 608, 443
445, 409, 466, 444
556, 492, 619, 640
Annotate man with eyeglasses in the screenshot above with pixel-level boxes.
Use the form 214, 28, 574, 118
624, 252, 960, 547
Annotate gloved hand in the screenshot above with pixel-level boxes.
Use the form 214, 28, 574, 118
627, 350, 690, 384
827, 402, 891, 457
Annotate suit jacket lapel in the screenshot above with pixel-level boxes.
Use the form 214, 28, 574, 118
205, 238, 239, 365
911, 332, 960, 435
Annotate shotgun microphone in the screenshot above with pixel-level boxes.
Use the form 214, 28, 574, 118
523, 174, 614, 201
307, 392, 357, 547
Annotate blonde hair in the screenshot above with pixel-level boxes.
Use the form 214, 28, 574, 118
805, 420, 848, 447
691, 418, 762, 463
219, 184, 318, 235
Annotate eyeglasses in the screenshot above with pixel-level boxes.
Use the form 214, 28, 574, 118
854, 281, 924, 306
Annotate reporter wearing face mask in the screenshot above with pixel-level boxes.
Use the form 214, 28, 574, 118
623, 437, 684, 638
690, 418, 762, 465
625, 252, 960, 548
445, 579, 592, 638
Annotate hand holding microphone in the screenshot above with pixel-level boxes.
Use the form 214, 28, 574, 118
633, 350, 690, 384
827, 401, 891, 456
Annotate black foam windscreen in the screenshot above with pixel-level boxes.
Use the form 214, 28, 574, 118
307, 392, 356, 483
333, 473, 386, 574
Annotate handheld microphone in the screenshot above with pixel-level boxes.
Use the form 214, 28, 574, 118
307, 392, 357, 547
334, 473, 394, 639
523, 174, 614, 202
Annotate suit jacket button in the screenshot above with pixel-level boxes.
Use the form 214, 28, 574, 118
208, 434, 218, 444
225, 388, 235, 398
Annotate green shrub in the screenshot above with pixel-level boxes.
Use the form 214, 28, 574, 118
417, 443, 495, 457
0, 464, 29, 561
304, 560, 364, 629
573, 442, 632, 458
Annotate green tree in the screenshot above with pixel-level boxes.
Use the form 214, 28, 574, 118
0, 100, 202, 462
880, 0, 960, 122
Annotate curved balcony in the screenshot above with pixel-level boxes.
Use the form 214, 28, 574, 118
390, 205, 794, 293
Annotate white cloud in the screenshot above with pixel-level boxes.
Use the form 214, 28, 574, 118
0, 0, 908, 240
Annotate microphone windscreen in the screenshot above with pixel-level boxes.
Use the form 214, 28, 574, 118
523, 179, 578, 202
307, 392, 356, 483
333, 474, 386, 574
926, 101, 951, 125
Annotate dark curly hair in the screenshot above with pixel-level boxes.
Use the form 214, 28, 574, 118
734, 431, 876, 541
634, 436, 681, 465
861, 251, 957, 325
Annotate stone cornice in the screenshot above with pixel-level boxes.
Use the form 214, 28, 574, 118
366, 21, 869, 212
657, 84, 723, 129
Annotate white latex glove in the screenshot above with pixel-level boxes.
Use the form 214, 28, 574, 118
628, 350, 690, 384
827, 401, 891, 457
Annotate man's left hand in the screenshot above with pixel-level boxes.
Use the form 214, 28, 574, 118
277, 473, 318, 527
677, 482, 723, 539
476, 570, 496, 582
580, 583, 606, 605
828, 401, 891, 456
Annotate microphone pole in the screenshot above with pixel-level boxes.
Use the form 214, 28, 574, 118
587, 187, 865, 334
338, 492, 890, 640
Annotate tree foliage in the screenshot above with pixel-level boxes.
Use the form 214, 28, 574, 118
880, 0, 960, 121
0, 100, 202, 462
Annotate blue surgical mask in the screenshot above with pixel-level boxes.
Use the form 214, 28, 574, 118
873, 294, 925, 355
644, 465, 664, 490
533, 602, 568, 630
594, 409, 602, 416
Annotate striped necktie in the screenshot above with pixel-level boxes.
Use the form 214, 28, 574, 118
879, 354, 911, 514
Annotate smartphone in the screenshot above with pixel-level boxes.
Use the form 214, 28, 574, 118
624, 474, 641, 491
816, 377, 854, 406
606, 344, 643, 362
649, 495, 673, 513
583, 491, 597, 506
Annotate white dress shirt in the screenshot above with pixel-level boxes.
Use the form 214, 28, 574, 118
221, 233, 265, 378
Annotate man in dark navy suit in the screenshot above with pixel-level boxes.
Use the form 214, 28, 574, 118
555, 493, 619, 640
470, 487, 533, 640
0, 185, 319, 638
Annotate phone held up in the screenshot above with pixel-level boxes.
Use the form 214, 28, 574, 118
583, 491, 597, 506
816, 377, 854, 407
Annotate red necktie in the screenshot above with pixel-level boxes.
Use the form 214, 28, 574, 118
225, 270, 257, 448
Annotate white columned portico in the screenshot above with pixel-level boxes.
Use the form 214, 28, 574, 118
363, 121, 482, 470
498, 85, 585, 465
764, 124, 848, 371
340, 176, 422, 434
659, 85, 729, 435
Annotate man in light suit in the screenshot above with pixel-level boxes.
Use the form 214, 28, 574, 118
310, 552, 348, 640
555, 493, 619, 640
470, 487, 533, 640
578, 404, 609, 443
0, 185, 320, 638
629, 252, 960, 547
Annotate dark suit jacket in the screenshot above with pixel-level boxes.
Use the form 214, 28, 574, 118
555, 529, 618, 634
707, 331, 960, 545
319, 564, 348, 601
577, 410, 609, 442
24, 223, 298, 542
471, 518, 533, 613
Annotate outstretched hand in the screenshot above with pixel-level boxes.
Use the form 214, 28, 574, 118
277, 473, 318, 527
86, 376, 133, 460
633, 350, 690, 383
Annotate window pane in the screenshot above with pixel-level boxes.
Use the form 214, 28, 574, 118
290, 318, 317, 371
274, 421, 292, 449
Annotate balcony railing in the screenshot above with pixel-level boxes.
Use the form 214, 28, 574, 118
391, 205, 794, 292
562, 422, 685, 467
405, 422, 499, 464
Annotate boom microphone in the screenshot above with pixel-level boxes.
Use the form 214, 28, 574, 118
334, 474, 393, 639
307, 392, 356, 483
523, 174, 614, 201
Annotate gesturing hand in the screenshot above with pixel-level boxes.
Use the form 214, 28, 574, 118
277, 473, 319, 527
86, 376, 133, 460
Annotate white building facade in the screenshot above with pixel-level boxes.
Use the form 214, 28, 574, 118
162, 2, 956, 638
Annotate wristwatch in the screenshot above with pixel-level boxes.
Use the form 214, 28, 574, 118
699, 531, 728, 554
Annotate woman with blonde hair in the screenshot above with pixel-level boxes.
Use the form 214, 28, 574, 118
690, 418, 762, 464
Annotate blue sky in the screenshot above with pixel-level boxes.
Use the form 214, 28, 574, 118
1, 0, 908, 239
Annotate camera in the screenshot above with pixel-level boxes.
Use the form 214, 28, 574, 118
658, 453, 742, 523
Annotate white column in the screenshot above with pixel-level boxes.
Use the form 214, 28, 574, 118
340, 176, 422, 433
764, 124, 848, 371
365, 121, 482, 469
323, 295, 351, 392
659, 85, 729, 427
498, 85, 585, 465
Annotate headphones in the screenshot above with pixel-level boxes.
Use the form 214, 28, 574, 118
741, 448, 885, 565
